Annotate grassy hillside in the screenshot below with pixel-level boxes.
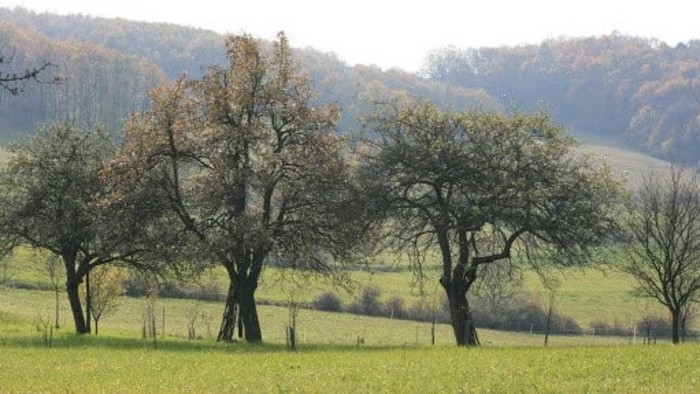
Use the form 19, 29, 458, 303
0, 287, 636, 347
578, 143, 671, 188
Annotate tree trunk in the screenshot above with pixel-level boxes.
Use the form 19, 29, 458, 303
239, 277, 262, 342
216, 254, 264, 343
444, 279, 479, 346
54, 285, 60, 329
217, 280, 238, 342
85, 267, 91, 334
65, 273, 88, 334
671, 308, 680, 344
217, 261, 240, 342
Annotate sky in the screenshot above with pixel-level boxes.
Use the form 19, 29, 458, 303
0, 0, 698, 72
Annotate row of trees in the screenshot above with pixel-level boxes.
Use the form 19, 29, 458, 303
2, 33, 699, 346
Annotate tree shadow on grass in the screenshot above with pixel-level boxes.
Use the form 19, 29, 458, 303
0, 333, 427, 354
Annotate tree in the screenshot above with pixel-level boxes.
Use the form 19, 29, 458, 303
86, 266, 125, 335
0, 52, 58, 95
117, 33, 370, 342
42, 254, 64, 329
0, 122, 165, 334
623, 167, 700, 343
362, 102, 621, 346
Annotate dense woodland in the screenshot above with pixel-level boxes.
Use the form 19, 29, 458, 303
0, 8, 492, 141
425, 34, 700, 162
3, 7, 700, 165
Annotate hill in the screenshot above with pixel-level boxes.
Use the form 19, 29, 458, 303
425, 34, 700, 163
3, 8, 699, 167
0, 7, 493, 138
578, 143, 670, 188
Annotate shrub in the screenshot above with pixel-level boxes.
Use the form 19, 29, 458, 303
348, 285, 382, 316
471, 295, 581, 335
589, 320, 631, 336
406, 296, 450, 323
313, 291, 344, 312
385, 296, 406, 319
636, 315, 672, 338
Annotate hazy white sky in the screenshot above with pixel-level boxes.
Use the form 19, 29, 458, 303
0, 0, 697, 71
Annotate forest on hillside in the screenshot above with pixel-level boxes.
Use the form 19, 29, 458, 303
0, 8, 699, 163
425, 34, 700, 162
0, 8, 491, 141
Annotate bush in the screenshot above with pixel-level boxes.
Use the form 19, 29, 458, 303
123, 274, 154, 297
636, 315, 672, 338
405, 296, 450, 323
312, 291, 344, 312
348, 285, 383, 316
590, 320, 631, 336
385, 296, 407, 319
471, 295, 581, 335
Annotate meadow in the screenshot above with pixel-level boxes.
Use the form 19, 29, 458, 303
0, 143, 689, 392
0, 239, 691, 393
1, 244, 667, 334
0, 287, 697, 393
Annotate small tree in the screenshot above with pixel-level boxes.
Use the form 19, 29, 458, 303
43, 254, 64, 329
0, 252, 12, 289
87, 266, 125, 335
624, 167, 700, 344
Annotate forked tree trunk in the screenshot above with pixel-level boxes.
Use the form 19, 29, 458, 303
444, 279, 479, 346
217, 284, 239, 341
217, 264, 262, 342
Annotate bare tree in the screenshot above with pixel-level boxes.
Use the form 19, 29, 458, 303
624, 167, 700, 344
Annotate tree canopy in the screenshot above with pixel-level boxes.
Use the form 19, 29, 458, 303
362, 102, 622, 345
117, 32, 372, 342
0, 122, 168, 333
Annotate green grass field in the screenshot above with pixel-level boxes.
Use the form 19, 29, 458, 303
0, 142, 690, 392
2, 340, 699, 393
0, 297, 697, 393
1, 287, 697, 393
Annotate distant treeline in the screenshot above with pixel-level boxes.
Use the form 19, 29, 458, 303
0, 7, 491, 141
2, 8, 700, 163
425, 34, 700, 163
